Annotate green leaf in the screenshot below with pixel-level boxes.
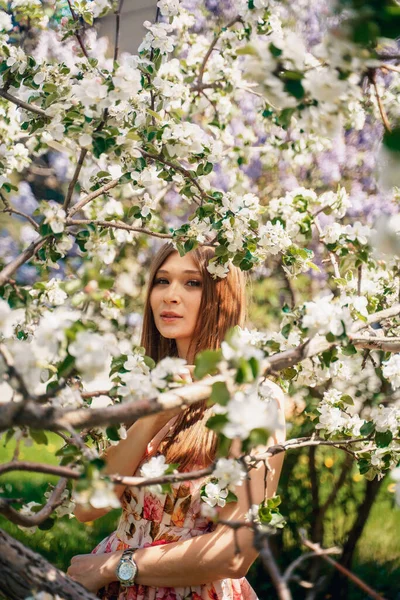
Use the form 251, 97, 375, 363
194, 349, 222, 379
236, 358, 254, 384
341, 394, 354, 406
91, 458, 106, 471
358, 458, 370, 474
249, 428, 269, 447
267, 495, 281, 509
341, 344, 357, 356
106, 426, 120, 442
29, 429, 48, 445
147, 108, 162, 121
281, 367, 297, 381
58, 353, 75, 378
3, 428, 15, 447
383, 127, 400, 154
269, 43, 282, 57
284, 79, 305, 99
375, 430, 393, 448
209, 381, 230, 406
38, 518, 55, 531
165, 462, 180, 474
281, 323, 291, 339
360, 421, 375, 436
225, 490, 238, 503
206, 413, 229, 433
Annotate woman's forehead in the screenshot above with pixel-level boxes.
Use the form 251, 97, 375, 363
158, 252, 200, 273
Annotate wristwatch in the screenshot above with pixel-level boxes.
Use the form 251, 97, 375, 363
116, 548, 138, 587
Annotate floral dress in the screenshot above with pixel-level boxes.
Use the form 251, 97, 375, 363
91, 438, 259, 600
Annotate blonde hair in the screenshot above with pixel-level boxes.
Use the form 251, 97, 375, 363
140, 243, 247, 471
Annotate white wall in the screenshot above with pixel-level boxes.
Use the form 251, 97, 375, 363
96, 0, 158, 55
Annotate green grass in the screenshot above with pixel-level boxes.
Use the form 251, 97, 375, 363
0, 434, 121, 571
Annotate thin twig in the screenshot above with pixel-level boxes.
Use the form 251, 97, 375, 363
314, 216, 341, 279
0, 191, 39, 230
302, 539, 388, 600
369, 70, 391, 133
140, 150, 207, 205
63, 148, 88, 211
113, 0, 125, 64
379, 63, 400, 74
67, 177, 122, 217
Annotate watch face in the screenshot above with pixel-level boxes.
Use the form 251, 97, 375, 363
119, 561, 135, 581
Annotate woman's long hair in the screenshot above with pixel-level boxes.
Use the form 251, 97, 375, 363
140, 242, 247, 471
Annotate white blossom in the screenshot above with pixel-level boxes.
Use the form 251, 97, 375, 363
382, 354, 400, 390
222, 388, 280, 440
140, 455, 169, 479
371, 405, 400, 436
202, 482, 229, 508
302, 295, 353, 336
73, 472, 120, 509
157, 0, 180, 17
0, 10, 13, 31
258, 221, 292, 256
213, 458, 246, 491
139, 21, 175, 55
42, 201, 66, 234
69, 331, 114, 380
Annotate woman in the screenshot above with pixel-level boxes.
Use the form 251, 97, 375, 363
67, 243, 286, 599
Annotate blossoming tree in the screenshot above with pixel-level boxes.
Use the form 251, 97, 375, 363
0, 0, 400, 599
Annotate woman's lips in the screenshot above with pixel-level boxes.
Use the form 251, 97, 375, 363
160, 315, 182, 322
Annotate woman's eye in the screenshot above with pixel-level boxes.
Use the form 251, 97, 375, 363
187, 280, 201, 287
154, 278, 201, 287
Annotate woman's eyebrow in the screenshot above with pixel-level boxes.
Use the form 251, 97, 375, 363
156, 269, 201, 274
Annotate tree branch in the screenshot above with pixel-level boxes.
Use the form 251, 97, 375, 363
197, 16, 243, 89
0, 88, 48, 118
66, 218, 173, 239
0, 235, 50, 286
0, 478, 67, 527
0, 527, 97, 600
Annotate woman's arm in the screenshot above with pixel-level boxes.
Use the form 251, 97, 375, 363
73, 409, 181, 523
68, 383, 286, 588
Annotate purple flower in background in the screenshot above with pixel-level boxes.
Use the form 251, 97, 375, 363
0, 231, 19, 262
48, 151, 70, 182
211, 163, 230, 192
244, 157, 262, 181
10, 182, 38, 217
16, 264, 38, 285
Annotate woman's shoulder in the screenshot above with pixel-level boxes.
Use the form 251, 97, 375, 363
261, 378, 286, 405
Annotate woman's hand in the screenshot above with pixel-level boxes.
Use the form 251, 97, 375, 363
67, 552, 120, 592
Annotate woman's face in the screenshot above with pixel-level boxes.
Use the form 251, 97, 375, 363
149, 251, 203, 362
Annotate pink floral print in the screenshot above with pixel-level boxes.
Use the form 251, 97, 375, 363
91, 447, 259, 600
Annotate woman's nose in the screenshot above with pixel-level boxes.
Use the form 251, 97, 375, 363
163, 283, 180, 303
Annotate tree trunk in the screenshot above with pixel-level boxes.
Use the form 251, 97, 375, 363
333, 476, 384, 600
0, 528, 97, 600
